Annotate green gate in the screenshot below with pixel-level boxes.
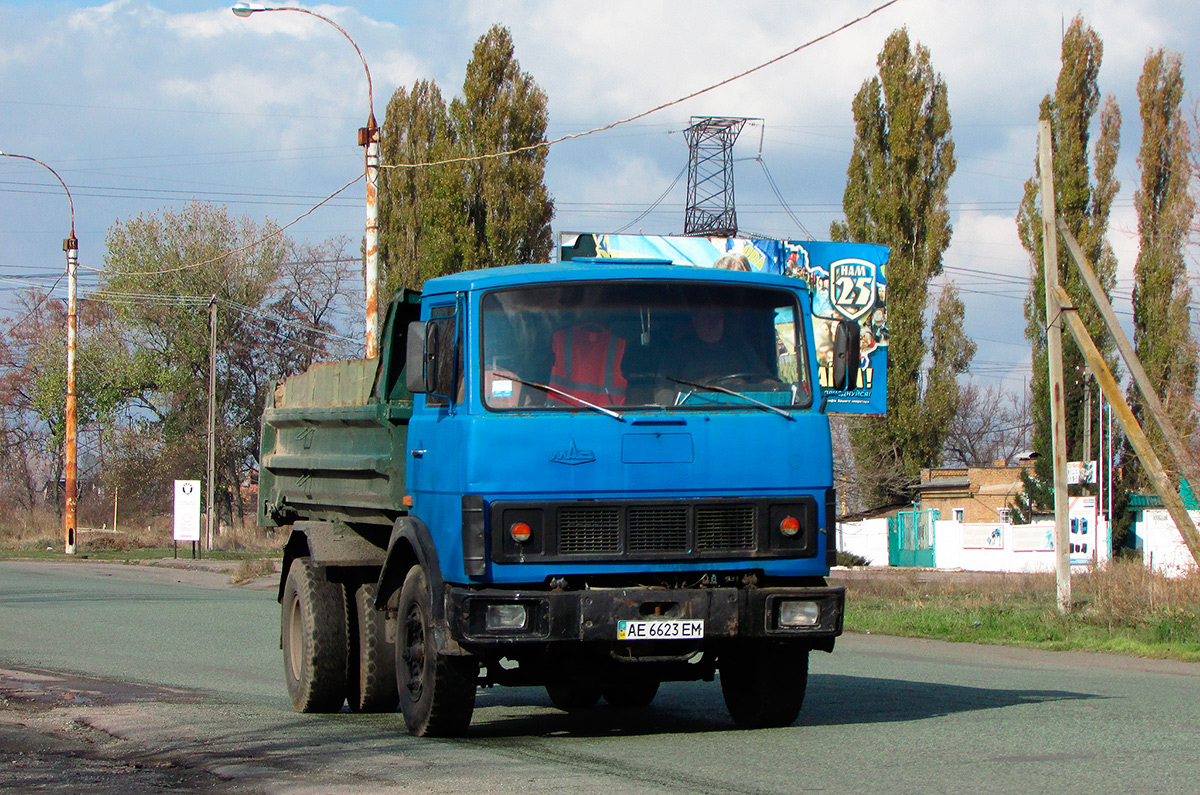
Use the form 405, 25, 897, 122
888, 507, 938, 567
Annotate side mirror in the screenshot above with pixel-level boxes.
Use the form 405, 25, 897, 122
831, 320, 860, 391
405, 321, 428, 394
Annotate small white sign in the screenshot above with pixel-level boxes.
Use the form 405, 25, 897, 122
1067, 461, 1097, 485
174, 480, 202, 542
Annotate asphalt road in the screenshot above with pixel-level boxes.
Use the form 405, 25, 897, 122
2, 559, 1198, 794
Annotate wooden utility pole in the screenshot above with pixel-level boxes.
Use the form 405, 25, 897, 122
1057, 218, 1200, 511
1051, 284, 1200, 565
1055, 220, 1200, 566
1038, 120, 1072, 613
206, 297, 217, 553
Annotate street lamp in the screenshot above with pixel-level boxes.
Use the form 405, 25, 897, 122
231, 2, 381, 358
0, 151, 79, 555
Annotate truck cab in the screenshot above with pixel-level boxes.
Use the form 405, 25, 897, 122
263, 258, 868, 736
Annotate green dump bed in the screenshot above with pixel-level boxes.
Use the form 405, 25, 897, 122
258, 296, 419, 529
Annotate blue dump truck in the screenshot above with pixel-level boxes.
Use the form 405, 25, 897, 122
260, 244, 887, 737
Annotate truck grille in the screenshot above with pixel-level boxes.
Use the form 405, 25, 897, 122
559, 508, 621, 554
697, 505, 756, 550
558, 503, 756, 555
489, 496, 817, 564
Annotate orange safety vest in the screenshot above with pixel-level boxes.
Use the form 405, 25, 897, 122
549, 325, 627, 406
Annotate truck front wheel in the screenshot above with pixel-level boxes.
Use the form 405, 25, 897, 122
281, 557, 348, 713
719, 645, 809, 729
396, 565, 477, 736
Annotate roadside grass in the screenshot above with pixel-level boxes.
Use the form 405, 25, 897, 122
841, 560, 1200, 662
0, 509, 281, 564
229, 557, 276, 584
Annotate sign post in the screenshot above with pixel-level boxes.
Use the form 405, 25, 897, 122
174, 479, 202, 560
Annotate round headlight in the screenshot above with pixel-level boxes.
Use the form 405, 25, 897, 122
779, 515, 801, 537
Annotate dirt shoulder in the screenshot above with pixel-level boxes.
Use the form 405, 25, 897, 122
0, 666, 253, 794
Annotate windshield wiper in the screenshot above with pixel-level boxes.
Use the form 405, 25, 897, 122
506, 377, 626, 422
665, 376, 795, 421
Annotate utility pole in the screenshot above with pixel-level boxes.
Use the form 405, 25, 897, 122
0, 152, 78, 555
1038, 119, 1072, 613
206, 297, 217, 552
362, 115, 380, 358
64, 234, 78, 555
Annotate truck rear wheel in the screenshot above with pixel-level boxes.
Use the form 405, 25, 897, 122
281, 557, 348, 713
396, 565, 476, 736
719, 646, 808, 729
347, 582, 399, 713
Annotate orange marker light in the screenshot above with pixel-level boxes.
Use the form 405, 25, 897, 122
779, 516, 801, 537
510, 522, 533, 543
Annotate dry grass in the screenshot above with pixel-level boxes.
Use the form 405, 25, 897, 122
840, 560, 1200, 660
0, 507, 281, 556
1074, 559, 1200, 626
229, 557, 276, 584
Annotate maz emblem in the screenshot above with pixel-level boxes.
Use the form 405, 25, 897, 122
550, 441, 596, 466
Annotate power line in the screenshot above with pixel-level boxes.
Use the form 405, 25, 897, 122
381, 0, 901, 172
754, 155, 815, 239
80, 173, 362, 278
612, 166, 686, 234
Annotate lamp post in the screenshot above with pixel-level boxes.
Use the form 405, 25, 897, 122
0, 152, 78, 555
231, 2, 381, 358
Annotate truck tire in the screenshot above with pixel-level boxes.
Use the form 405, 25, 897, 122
396, 565, 476, 736
545, 683, 602, 710
719, 646, 808, 729
281, 557, 348, 713
603, 681, 660, 708
347, 582, 399, 713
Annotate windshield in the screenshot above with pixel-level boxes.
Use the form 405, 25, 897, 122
480, 280, 811, 412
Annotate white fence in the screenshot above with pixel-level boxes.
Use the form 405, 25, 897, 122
1134, 510, 1200, 578
836, 516, 1112, 573
836, 518, 889, 567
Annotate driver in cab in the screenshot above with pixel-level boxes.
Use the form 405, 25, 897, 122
669, 307, 769, 386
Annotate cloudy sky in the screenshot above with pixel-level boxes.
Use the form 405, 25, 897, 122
2, 0, 1199, 393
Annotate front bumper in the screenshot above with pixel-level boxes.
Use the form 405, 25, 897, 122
445, 584, 844, 649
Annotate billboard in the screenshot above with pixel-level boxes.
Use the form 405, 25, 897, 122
559, 233, 888, 415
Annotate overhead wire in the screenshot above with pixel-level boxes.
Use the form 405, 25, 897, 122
80, 173, 362, 278
755, 155, 815, 240
30, 0, 899, 289
612, 166, 687, 234
84, 290, 358, 344
380, 0, 901, 172
3, 273, 66, 330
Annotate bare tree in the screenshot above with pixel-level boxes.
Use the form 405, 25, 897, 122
943, 381, 1032, 467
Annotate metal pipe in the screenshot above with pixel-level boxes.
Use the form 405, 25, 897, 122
0, 152, 77, 555
64, 237, 78, 555
364, 116, 380, 358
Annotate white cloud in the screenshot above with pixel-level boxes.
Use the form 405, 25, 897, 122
5, 0, 1200, 389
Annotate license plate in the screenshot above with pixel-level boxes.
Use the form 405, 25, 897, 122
617, 619, 704, 641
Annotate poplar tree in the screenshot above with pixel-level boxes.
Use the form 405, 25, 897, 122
378, 80, 463, 293
451, 25, 554, 271
1128, 50, 1197, 485
1013, 15, 1120, 522
831, 28, 970, 507
378, 25, 553, 294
